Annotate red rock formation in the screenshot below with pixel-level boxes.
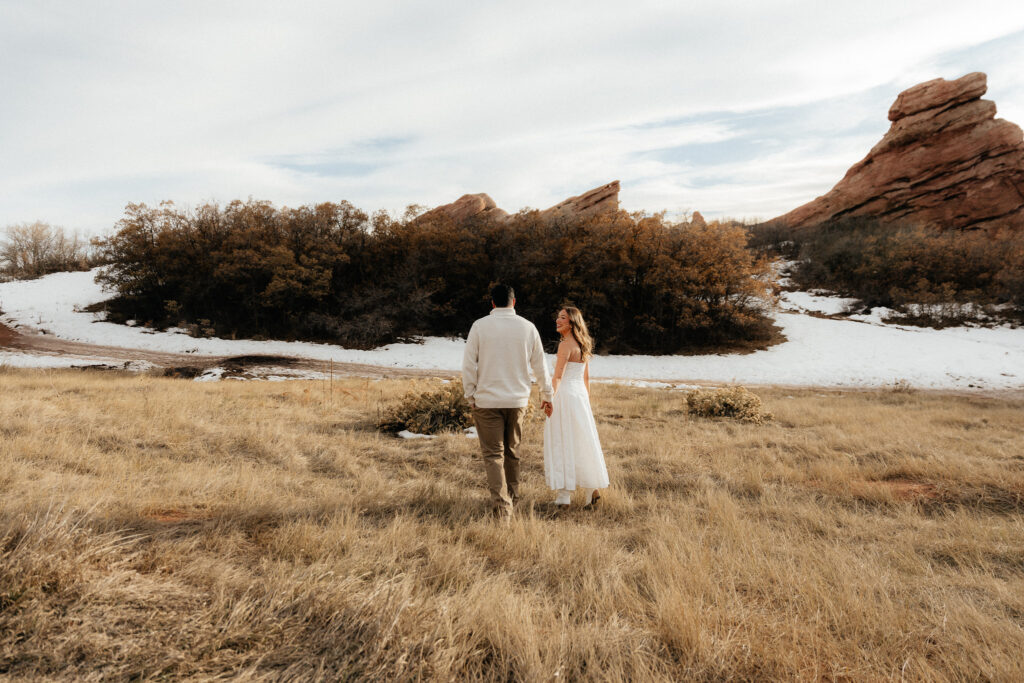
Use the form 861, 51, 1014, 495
773, 72, 1024, 231
887, 72, 988, 121
420, 181, 620, 225
417, 192, 508, 224
539, 181, 620, 221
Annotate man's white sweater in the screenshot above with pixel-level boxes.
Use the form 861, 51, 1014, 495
462, 308, 553, 408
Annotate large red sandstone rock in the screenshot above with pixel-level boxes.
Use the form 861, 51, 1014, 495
417, 193, 508, 224
887, 72, 987, 121
539, 181, 620, 220
420, 181, 620, 225
772, 72, 1024, 231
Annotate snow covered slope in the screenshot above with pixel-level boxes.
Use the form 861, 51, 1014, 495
1, 269, 1022, 391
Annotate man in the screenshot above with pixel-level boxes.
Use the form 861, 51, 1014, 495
462, 284, 553, 519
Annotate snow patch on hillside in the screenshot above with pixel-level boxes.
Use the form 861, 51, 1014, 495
1, 269, 1022, 391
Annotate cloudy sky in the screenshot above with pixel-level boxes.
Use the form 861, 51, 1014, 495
3, 0, 1024, 234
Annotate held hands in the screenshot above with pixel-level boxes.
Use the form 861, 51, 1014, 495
542, 400, 553, 418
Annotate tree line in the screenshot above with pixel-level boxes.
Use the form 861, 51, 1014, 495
749, 217, 1024, 326
93, 199, 776, 354
0, 222, 94, 280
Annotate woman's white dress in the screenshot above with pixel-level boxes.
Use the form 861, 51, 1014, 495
543, 361, 609, 491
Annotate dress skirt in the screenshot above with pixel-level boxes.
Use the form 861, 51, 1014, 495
543, 362, 610, 490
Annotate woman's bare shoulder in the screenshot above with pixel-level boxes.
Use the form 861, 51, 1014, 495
559, 338, 582, 358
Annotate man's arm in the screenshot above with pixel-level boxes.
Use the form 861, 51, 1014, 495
529, 326, 553, 404
461, 324, 480, 406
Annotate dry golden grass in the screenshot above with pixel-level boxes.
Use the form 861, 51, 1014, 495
1, 368, 1023, 681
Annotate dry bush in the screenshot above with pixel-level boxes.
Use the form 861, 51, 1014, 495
1, 221, 92, 279
686, 386, 773, 423
890, 378, 916, 394
2, 369, 1023, 680
378, 378, 472, 434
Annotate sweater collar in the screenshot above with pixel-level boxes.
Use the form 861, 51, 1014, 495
489, 308, 516, 317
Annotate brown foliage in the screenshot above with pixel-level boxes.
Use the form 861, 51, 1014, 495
686, 386, 773, 423
751, 217, 1024, 325
378, 379, 473, 434
97, 200, 776, 353
1, 222, 93, 279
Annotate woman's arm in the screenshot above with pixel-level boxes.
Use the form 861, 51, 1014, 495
584, 361, 590, 396
552, 340, 569, 394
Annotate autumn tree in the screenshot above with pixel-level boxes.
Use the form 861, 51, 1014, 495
0, 221, 91, 279
97, 200, 777, 353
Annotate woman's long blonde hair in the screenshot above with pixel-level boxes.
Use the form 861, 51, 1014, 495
562, 306, 594, 362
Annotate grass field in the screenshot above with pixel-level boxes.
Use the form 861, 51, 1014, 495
1, 368, 1023, 680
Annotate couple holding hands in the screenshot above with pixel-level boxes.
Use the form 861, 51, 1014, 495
461, 284, 609, 519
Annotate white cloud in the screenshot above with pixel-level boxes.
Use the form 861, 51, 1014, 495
2, 0, 1024, 232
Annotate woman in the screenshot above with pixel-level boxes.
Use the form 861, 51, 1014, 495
543, 306, 609, 508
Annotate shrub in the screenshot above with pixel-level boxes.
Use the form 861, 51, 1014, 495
686, 386, 772, 423
378, 379, 472, 435
95, 200, 368, 341
750, 217, 1024, 326
1, 222, 93, 279
96, 199, 776, 354
889, 379, 915, 394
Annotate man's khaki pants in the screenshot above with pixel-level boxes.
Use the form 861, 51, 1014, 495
472, 406, 527, 516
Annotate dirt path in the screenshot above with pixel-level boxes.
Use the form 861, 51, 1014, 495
3, 320, 1021, 398
0, 321, 454, 379
0, 322, 15, 348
